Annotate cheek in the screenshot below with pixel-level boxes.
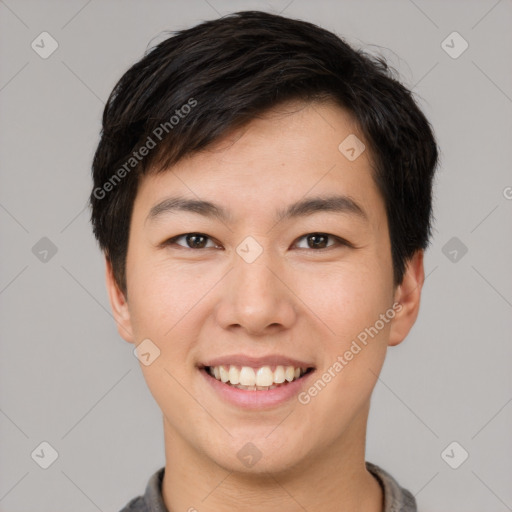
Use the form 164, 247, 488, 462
293, 261, 392, 407
294, 261, 392, 341
293, 267, 392, 434
127, 264, 203, 409
127, 256, 209, 340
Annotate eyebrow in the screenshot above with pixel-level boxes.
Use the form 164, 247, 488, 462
145, 194, 368, 226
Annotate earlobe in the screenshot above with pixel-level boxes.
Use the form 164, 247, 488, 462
104, 255, 135, 344
388, 250, 425, 347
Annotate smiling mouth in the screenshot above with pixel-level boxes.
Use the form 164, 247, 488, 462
203, 364, 315, 391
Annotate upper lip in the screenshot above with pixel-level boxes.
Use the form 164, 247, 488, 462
200, 354, 315, 369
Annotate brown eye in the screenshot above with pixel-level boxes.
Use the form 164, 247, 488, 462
164, 233, 218, 249
185, 234, 208, 248
295, 233, 345, 250
307, 234, 329, 249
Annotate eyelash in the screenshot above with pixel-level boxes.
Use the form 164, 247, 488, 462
161, 232, 353, 251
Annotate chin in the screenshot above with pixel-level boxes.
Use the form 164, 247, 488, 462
205, 432, 311, 477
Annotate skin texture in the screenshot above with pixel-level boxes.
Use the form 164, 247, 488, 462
105, 100, 424, 512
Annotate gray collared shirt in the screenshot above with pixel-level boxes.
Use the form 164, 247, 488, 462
119, 462, 417, 512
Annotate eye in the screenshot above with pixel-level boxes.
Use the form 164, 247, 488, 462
161, 232, 352, 251
163, 233, 220, 249
294, 233, 350, 250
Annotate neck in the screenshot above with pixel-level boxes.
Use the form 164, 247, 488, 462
161, 404, 383, 512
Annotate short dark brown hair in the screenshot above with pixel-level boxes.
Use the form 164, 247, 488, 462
89, 10, 439, 297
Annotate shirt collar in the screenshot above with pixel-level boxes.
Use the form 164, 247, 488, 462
136, 462, 417, 512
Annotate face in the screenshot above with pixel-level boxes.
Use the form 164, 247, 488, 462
106, 100, 423, 475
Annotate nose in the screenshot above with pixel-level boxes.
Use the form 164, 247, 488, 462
214, 249, 297, 336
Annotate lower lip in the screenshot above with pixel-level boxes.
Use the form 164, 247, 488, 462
200, 368, 315, 409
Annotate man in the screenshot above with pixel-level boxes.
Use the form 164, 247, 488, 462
89, 10, 438, 512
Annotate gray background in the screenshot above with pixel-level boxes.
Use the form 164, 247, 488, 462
1, 0, 511, 510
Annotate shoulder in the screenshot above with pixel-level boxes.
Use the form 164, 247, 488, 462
118, 467, 166, 512
119, 495, 146, 512
366, 461, 417, 512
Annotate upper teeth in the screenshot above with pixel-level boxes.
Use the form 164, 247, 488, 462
209, 365, 307, 387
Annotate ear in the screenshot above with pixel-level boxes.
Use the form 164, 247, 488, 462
104, 255, 135, 344
388, 250, 425, 347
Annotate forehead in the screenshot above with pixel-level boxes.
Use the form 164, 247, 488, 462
133, 100, 385, 226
